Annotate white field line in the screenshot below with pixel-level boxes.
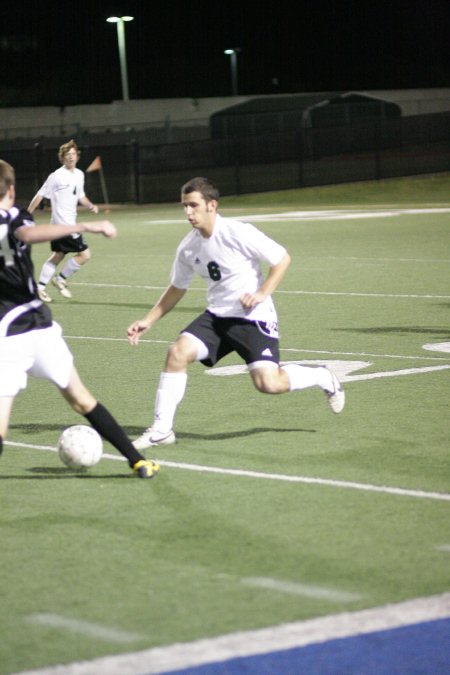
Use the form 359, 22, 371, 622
15, 592, 450, 675
237, 208, 450, 221
6, 441, 450, 502
319, 256, 450, 263
281, 347, 450, 361
25, 614, 142, 644
275, 289, 450, 299
67, 281, 450, 299
344, 364, 450, 382
151, 461, 450, 502
144, 207, 450, 225
63, 335, 450, 362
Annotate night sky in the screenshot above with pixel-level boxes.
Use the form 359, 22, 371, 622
1, 0, 448, 107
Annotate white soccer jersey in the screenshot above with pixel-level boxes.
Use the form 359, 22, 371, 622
38, 165, 86, 225
170, 214, 287, 322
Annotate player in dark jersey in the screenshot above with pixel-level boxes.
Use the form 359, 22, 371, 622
0, 159, 159, 478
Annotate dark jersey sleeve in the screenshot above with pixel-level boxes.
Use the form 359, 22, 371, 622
0, 207, 52, 336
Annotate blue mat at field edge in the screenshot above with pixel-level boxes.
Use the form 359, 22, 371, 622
161, 617, 450, 674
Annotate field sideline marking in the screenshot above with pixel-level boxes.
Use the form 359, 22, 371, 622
5, 441, 450, 502
15, 592, 450, 675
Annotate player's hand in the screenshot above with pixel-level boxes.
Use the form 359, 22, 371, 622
89, 204, 99, 214
98, 221, 117, 238
240, 290, 266, 309
127, 319, 151, 345
82, 220, 117, 238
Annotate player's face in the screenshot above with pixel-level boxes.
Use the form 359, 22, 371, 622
62, 148, 79, 170
182, 191, 217, 236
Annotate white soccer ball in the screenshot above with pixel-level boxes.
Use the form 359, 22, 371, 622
58, 425, 103, 469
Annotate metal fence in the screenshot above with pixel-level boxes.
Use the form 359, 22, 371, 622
3, 111, 449, 206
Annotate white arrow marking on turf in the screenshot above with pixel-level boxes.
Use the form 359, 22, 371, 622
205, 361, 450, 382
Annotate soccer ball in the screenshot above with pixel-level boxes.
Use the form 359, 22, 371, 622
58, 425, 103, 469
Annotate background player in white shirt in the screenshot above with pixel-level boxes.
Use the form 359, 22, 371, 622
27, 139, 98, 302
127, 176, 345, 450
0, 159, 159, 478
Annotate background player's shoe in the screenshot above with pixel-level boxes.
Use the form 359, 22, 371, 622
132, 459, 160, 478
37, 287, 52, 302
133, 428, 176, 450
324, 369, 345, 414
52, 276, 72, 298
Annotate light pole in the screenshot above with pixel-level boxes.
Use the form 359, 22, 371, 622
107, 16, 134, 101
224, 48, 240, 96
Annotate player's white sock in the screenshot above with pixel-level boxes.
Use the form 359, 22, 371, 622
281, 364, 333, 392
153, 372, 188, 433
39, 261, 57, 286
59, 257, 81, 280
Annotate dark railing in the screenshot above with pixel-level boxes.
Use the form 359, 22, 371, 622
4, 111, 449, 205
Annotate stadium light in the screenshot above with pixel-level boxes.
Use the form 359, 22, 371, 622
107, 16, 134, 101
224, 48, 241, 96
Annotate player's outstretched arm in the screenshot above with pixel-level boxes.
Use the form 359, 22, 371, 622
127, 285, 186, 345
16, 220, 116, 244
80, 221, 117, 238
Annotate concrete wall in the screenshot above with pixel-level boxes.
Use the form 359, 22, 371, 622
0, 96, 249, 137
0, 89, 449, 138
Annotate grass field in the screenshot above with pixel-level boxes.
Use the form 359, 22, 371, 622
2, 174, 450, 674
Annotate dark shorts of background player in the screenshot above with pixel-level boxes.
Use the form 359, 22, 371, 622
50, 234, 88, 254
182, 310, 280, 368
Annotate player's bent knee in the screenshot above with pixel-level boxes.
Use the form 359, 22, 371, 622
166, 338, 197, 369
249, 363, 285, 394
255, 379, 282, 394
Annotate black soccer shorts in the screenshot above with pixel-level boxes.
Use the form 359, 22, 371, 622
51, 234, 88, 253
181, 310, 280, 368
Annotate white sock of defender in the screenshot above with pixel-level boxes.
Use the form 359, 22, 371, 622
153, 372, 188, 433
59, 257, 81, 280
39, 261, 57, 286
281, 364, 333, 392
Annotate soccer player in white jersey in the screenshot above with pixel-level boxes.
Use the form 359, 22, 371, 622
27, 139, 98, 302
0, 160, 159, 478
127, 176, 345, 450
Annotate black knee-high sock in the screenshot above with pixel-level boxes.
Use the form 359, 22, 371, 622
0, 436, 3, 457
84, 402, 143, 468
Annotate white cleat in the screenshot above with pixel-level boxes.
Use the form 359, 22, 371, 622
37, 287, 53, 303
133, 427, 176, 450
324, 369, 345, 414
52, 276, 72, 298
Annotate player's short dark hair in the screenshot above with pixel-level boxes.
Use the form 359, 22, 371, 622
181, 177, 219, 203
58, 139, 80, 163
0, 159, 15, 198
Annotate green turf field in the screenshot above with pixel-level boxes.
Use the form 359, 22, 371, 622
2, 174, 449, 674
